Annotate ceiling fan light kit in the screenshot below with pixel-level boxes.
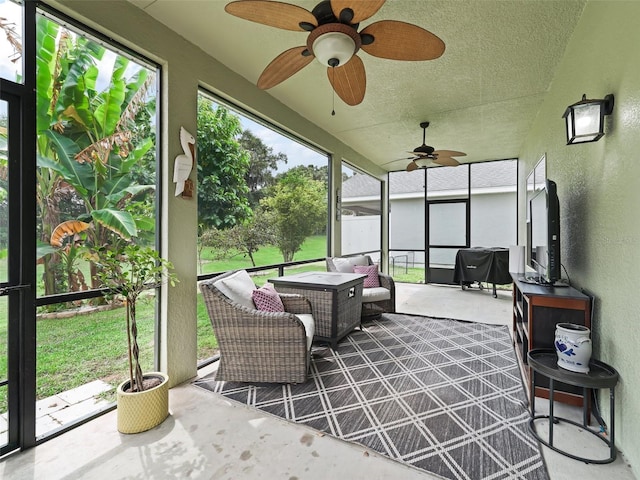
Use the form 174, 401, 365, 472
312, 32, 354, 67
413, 158, 430, 169
309, 23, 360, 67
225, 0, 445, 106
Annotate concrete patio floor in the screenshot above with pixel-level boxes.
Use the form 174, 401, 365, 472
1, 282, 636, 479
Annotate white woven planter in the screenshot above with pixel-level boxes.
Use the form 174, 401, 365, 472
117, 372, 169, 434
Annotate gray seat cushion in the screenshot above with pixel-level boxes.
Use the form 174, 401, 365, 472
296, 313, 315, 350
362, 287, 391, 302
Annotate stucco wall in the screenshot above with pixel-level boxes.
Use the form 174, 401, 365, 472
519, 2, 640, 473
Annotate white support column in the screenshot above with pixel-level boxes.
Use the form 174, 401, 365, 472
160, 67, 199, 387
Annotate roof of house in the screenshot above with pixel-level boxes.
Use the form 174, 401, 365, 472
343, 160, 517, 198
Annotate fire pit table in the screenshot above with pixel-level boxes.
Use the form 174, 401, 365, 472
269, 271, 365, 349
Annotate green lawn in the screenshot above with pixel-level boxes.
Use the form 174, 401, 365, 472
0, 300, 156, 411
0, 237, 328, 413
198, 235, 327, 274
0, 295, 217, 412
390, 267, 427, 283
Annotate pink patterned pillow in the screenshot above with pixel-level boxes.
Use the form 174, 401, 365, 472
252, 283, 285, 312
353, 265, 380, 288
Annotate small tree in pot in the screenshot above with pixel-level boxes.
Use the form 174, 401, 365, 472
97, 244, 177, 433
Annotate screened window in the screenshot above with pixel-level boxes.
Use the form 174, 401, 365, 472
388, 169, 426, 281
196, 90, 330, 364
389, 169, 425, 250
32, 10, 160, 437
340, 163, 381, 259
470, 159, 517, 247
388, 160, 517, 284
196, 90, 328, 274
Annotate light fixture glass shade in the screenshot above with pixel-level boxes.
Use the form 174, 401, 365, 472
312, 32, 356, 67
562, 94, 614, 144
414, 158, 430, 168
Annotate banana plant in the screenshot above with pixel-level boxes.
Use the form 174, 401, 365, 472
34, 16, 157, 294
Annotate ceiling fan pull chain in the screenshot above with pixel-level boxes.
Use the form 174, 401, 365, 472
331, 67, 336, 116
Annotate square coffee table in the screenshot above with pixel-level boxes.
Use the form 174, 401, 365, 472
269, 271, 365, 348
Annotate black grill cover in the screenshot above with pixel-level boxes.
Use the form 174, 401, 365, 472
453, 247, 511, 285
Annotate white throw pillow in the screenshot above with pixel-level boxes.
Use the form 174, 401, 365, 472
332, 255, 369, 273
213, 270, 256, 309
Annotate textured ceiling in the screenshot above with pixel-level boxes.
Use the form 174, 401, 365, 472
128, 0, 586, 171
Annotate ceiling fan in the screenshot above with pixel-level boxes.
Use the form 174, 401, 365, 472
402, 122, 466, 170
224, 0, 445, 106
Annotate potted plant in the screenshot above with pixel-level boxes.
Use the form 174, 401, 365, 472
97, 243, 178, 434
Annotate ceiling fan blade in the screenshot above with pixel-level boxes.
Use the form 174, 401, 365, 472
360, 20, 445, 60
225, 1, 317, 31
330, 0, 385, 24
406, 160, 419, 172
328, 55, 366, 106
433, 150, 466, 157
257, 46, 314, 89
433, 156, 460, 167
382, 156, 415, 166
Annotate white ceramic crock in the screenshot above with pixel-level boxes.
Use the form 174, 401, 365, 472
554, 323, 592, 373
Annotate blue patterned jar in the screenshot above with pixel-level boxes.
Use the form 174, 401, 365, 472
554, 323, 592, 373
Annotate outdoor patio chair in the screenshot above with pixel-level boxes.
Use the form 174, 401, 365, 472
326, 255, 396, 319
200, 270, 315, 384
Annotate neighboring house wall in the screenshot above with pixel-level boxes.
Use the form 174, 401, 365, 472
389, 197, 425, 250
346, 190, 517, 267
471, 191, 517, 247
518, 2, 640, 474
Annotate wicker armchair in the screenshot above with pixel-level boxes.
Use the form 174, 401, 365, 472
326, 255, 396, 318
200, 270, 314, 384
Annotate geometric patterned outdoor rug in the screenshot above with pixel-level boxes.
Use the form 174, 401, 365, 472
195, 313, 549, 480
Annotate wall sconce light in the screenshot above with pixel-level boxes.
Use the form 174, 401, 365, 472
562, 93, 614, 144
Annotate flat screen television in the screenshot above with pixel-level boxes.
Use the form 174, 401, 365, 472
527, 179, 561, 285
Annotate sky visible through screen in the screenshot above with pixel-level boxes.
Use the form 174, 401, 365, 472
0, 0, 22, 82
238, 116, 327, 174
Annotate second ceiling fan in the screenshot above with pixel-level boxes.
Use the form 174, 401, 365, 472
224, 0, 445, 106
403, 122, 466, 171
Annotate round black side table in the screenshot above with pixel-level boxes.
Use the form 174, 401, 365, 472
527, 348, 619, 464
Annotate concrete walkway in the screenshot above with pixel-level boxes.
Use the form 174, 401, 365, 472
1, 380, 113, 442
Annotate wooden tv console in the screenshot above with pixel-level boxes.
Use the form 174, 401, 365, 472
511, 273, 591, 406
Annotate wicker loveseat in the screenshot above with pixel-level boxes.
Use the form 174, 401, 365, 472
326, 255, 396, 319
200, 270, 315, 384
